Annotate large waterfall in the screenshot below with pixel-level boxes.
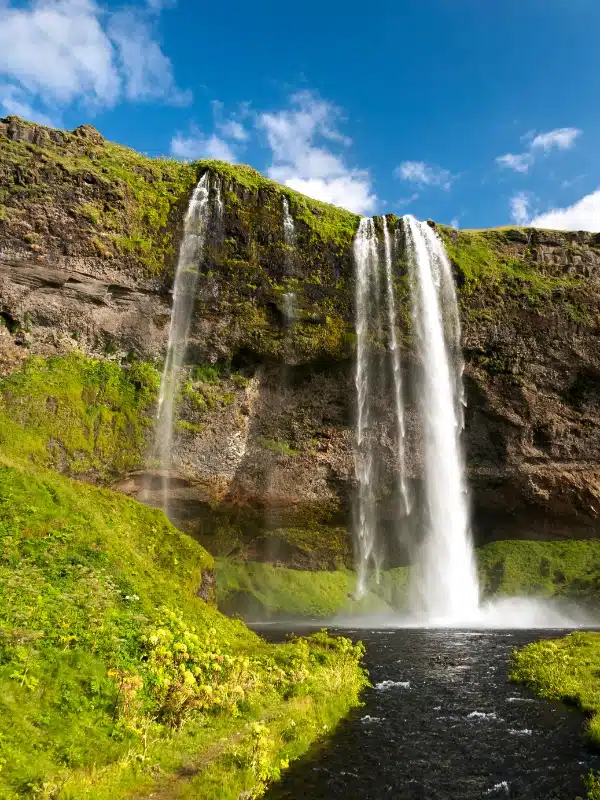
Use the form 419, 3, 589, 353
353, 218, 379, 595
404, 216, 479, 621
352, 215, 479, 621
152, 173, 217, 514
353, 218, 410, 595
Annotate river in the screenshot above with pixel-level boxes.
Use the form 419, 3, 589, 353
258, 627, 599, 799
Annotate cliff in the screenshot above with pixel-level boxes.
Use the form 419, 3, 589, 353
1, 116, 599, 574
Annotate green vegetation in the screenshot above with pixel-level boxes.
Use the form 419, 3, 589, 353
0, 349, 368, 797
0, 118, 196, 274
477, 539, 600, 602
216, 539, 600, 621
216, 558, 409, 619
0, 352, 160, 480
198, 160, 359, 250
511, 632, 600, 799
0, 459, 367, 798
440, 227, 593, 324
261, 438, 300, 457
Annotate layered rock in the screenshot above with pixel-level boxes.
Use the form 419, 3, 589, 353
1, 116, 599, 570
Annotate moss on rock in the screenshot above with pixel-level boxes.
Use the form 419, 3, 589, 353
0, 351, 160, 480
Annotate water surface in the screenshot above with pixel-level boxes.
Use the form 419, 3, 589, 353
260, 628, 598, 799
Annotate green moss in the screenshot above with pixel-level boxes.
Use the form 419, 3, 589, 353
0, 123, 197, 274
260, 526, 352, 570
261, 438, 300, 456
197, 159, 360, 251
440, 227, 591, 324
216, 558, 396, 619
0, 352, 160, 479
175, 419, 206, 434
476, 539, 600, 601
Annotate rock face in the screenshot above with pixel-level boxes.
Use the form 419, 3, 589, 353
1, 117, 599, 569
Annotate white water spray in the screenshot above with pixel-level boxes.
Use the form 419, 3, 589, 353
152, 173, 216, 514
404, 215, 479, 621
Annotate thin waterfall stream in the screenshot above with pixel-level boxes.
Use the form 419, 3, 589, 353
148, 172, 220, 515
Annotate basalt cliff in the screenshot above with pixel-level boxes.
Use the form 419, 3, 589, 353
1, 116, 599, 576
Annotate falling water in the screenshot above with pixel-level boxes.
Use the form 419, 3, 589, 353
281, 197, 297, 324
152, 173, 214, 514
282, 196, 295, 248
382, 218, 410, 515
404, 215, 479, 621
353, 218, 379, 596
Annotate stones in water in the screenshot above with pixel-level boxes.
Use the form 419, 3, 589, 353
403, 215, 479, 622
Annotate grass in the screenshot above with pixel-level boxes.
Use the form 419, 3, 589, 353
216, 558, 409, 619
477, 539, 600, 601
216, 538, 600, 620
0, 352, 160, 480
511, 632, 600, 799
0, 458, 368, 798
0, 350, 368, 797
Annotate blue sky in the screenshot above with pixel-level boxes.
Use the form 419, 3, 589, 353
1, 0, 599, 230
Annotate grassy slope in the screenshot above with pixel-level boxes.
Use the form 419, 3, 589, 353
511, 633, 600, 798
0, 351, 368, 797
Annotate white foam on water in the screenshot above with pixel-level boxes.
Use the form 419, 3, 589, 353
375, 680, 411, 690
486, 781, 509, 795
467, 711, 497, 720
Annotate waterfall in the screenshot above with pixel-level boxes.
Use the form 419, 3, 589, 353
353, 218, 379, 596
282, 196, 295, 248
152, 173, 215, 514
382, 218, 410, 516
403, 215, 479, 621
281, 197, 297, 324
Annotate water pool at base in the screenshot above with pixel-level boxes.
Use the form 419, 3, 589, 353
258, 628, 599, 800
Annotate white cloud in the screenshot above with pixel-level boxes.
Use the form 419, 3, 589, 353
108, 11, 190, 105
529, 189, 600, 232
218, 119, 248, 142
0, 0, 188, 120
396, 191, 420, 207
211, 99, 250, 142
0, 82, 55, 125
531, 127, 581, 152
450, 217, 459, 229
497, 152, 532, 174
395, 160, 453, 190
257, 90, 376, 214
171, 125, 236, 162
496, 127, 582, 174
510, 192, 530, 225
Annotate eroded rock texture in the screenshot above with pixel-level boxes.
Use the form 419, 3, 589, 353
1, 117, 599, 569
